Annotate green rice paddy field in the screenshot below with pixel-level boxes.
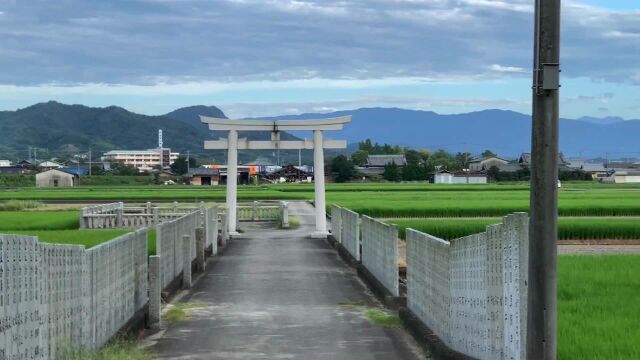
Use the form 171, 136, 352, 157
559, 256, 640, 360
388, 217, 640, 240
3, 182, 640, 217
0, 211, 156, 254
1, 182, 639, 357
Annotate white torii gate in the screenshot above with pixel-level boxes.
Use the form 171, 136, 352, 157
200, 115, 351, 238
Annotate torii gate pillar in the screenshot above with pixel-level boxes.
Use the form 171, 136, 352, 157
201, 115, 351, 238
226, 129, 239, 236
311, 129, 328, 238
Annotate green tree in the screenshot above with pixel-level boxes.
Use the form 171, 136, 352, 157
170, 156, 197, 175
90, 165, 106, 176
382, 162, 402, 182
330, 155, 357, 183
487, 165, 500, 182
359, 139, 374, 153
455, 152, 472, 170
429, 149, 455, 170
404, 149, 422, 166
482, 149, 497, 158
111, 161, 139, 176
351, 150, 369, 166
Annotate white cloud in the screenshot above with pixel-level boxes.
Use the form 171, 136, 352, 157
489, 64, 527, 73
0, 0, 636, 88
602, 30, 640, 39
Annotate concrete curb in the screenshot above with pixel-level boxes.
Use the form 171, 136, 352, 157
329, 235, 472, 359
115, 304, 149, 339
328, 234, 361, 268
356, 264, 406, 310
398, 308, 473, 360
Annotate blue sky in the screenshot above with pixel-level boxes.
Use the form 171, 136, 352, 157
0, 0, 638, 119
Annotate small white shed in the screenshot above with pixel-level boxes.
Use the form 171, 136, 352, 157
435, 170, 488, 184
613, 171, 640, 184
36, 169, 78, 187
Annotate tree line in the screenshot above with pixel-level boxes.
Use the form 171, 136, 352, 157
330, 139, 498, 183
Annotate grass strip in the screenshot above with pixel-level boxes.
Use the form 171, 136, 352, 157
60, 339, 151, 360
364, 308, 402, 327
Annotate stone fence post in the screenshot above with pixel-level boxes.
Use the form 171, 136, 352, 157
281, 202, 289, 228
252, 201, 259, 221
153, 207, 159, 225
116, 202, 124, 227
80, 207, 86, 229
182, 235, 192, 289
196, 228, 205, 272
149, 255, 161, 330
146, 201, 152, 214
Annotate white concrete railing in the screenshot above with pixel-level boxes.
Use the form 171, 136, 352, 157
204, 206, 219, 254
406, 213, 529, 360
0, 229, 148, 359
80, 202, 122, 228
237, 201, 280, 221
219, 208, 229, 246
155, 211, 199, 289
331, 205, 361, 261
329, 207, 529, 359
81, 202, 206, 229
330, 205, 342, 243
361, 215, 400, 296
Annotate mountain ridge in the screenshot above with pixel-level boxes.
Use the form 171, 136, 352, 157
261, 107, 640, 157
0, 102, 638, 159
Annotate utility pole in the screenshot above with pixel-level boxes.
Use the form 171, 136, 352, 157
187, 150, 191, 174
88, 147, 92, 176
527, 0, 561, 359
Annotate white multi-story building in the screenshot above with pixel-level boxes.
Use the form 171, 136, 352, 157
101, 148, 179, 171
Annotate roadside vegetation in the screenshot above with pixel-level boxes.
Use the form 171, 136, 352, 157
60, 340, 151, 360
0, 199, 43, 211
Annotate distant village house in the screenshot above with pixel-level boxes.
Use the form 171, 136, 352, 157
358, 154, 407, 176
36, 169, 79, 187
434, 170, 488, 184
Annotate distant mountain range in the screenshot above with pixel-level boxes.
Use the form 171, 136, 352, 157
0, 101, 215, 157
0, 102, 638, 159
0, 102, 297, 159
263, 108, 640, 158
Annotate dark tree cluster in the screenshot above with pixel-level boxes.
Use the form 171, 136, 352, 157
329, 155, 358, 183
170, 155, 198, 175
487, 166, 531, 182
487, 166, 593, 182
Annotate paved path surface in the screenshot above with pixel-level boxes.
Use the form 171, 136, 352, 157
146, 202, 423, 360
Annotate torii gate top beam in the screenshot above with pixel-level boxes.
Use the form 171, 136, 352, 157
200, 115, 351, 131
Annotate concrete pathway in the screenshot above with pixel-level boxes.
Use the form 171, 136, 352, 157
146, 201, 423, 360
